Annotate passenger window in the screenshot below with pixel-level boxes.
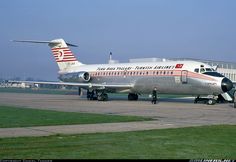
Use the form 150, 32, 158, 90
194, 68, 199, 73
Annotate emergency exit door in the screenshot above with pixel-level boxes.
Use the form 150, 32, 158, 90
181, 70, 188, 84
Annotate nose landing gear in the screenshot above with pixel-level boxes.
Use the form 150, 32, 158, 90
194, 96, 217, 105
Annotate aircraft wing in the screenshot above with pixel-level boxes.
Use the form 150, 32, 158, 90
8, 80, 133, 90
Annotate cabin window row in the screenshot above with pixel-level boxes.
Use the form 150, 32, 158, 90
91, 71, 174, 77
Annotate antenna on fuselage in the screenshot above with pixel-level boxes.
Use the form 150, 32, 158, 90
109, 52, 112, 62
108, 52, 119, 64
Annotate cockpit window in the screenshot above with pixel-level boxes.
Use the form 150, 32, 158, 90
203, 72, 224, 77
194, 68, 199, 73
200, 68, 205, 73
205, 68, 212, 72
195, 67, 215, 73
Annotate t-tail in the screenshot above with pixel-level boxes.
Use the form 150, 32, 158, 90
12, 38, 83, 71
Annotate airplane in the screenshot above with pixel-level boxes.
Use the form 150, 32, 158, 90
11, 38, 233, 105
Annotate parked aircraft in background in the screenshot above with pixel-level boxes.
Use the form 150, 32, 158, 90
12, 39, 233, 105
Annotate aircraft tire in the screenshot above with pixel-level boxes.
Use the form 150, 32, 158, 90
97, 93, 108, 101
103, 94, 108, 101
128, 93, 138, 101
207, 99, 216, 105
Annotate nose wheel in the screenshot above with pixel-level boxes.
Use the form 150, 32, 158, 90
207, 99, 216, 105
194, 96, 216, 105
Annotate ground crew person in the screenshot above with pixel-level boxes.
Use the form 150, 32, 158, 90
151, 87, 157, 104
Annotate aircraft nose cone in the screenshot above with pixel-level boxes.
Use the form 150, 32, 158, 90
221, 77, 233, 92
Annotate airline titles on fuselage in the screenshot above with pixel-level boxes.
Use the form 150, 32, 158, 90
96, 65, 180, 72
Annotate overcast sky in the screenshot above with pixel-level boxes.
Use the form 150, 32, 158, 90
1, 0, 236, 80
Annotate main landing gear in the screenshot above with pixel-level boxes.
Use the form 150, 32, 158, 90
87, 91, 139, 102
87, 90, 108, 101
87, 90, 97, 100
194, 96, 217, 105
128, 93, 138, 101
97, 92, 108, 101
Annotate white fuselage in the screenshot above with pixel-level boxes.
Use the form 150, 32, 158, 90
58, 60, 227, 96
13, 38, 233, 99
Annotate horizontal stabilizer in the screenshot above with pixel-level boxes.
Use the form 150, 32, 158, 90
12, 40, 78, 47
12, 38, 83, 70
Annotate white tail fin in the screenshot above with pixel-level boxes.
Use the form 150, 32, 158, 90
12, 38, 83, 71
48, 39, 83, 71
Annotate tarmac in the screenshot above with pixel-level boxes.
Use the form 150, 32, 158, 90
0, 92, 235, 138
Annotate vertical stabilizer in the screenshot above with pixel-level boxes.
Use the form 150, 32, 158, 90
13, 38, 83, 71
48, 39, 83, 71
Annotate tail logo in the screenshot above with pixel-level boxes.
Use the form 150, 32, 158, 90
58, 50, 64, 61
51, 47, 77, 62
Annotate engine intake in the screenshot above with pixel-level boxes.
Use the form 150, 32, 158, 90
59, 71, 91, 82
78, 72, 90, 82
